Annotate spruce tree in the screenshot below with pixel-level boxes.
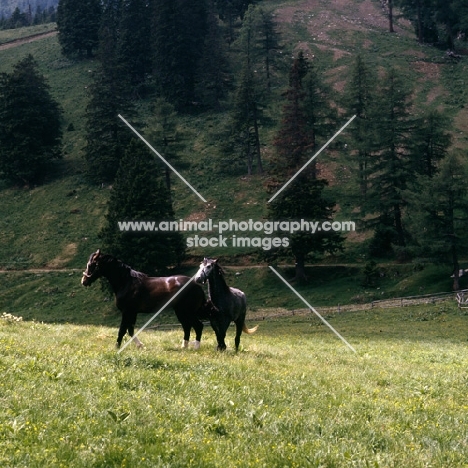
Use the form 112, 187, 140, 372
100, 139, 185, 273
268, 53, 342, 282
84, 2, 134, 183
406, 152, 468, 290
117, 0, 152, 89
410, 110, 451, 178
57, 0, 102, 58
230, 65, 264, 175
145, 98, 184, 196
366, 67, 413, 256
151, 0, 208, 109
343, 54, 377, 202
195, 0, 230, 109
0, 55, 62, 185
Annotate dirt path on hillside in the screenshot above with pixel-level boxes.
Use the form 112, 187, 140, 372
0, 30, 57, 51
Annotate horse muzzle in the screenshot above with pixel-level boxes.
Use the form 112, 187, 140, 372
81, 272, 92, 286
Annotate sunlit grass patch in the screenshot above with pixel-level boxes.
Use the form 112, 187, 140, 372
0, 304, 467, 466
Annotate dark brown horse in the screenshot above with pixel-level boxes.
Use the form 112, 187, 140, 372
81, 250, 215, 349
194, 258, 258, 351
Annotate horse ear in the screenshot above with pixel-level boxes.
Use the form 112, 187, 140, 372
214, 258, 218, 263
95, 249, 101, 259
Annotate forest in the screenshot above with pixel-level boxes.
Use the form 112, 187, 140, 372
0, 0, 468, 289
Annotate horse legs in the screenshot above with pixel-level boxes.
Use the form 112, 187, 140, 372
181, 321, 191, 348
211, 316, 229, 351
191, 319, 204, 350
234, 318, 244, 351
127, 313, 144, 348
116, 312, 142, 349
116, 314, 128, 348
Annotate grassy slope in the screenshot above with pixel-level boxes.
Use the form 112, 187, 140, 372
0, 304, 467, 467
0, 1, 467, 295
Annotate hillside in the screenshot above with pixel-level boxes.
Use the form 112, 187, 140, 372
0, 0, 467, 291
0, 0, 57, 18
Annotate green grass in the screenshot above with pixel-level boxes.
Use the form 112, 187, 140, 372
0, 23, 56, 44
1, 303, 467, 467
0, 263, 466, 327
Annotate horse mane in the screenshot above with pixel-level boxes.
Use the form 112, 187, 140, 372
100, 254, 147, 283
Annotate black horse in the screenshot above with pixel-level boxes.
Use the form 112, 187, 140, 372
194, 258, 258, 351
81, 250, 215, 349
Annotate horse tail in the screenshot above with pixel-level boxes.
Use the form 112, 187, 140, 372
243, 323, 258, 334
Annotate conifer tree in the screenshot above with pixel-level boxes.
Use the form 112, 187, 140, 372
100, 139, 185, 273
151, 0, 208, 109
195, 1, 230, 109
366, 67, 413, 256
57, 0, 102, 58
343, 54, 377, 201
410, 110, 451, 178
268, 53, 342, 282
146, 98, 184, 196
230, 65, 264, 175
0, 55, 62, 185
406, 152, 468, 290
117, 0, 152, 89
84, 2, 134, 183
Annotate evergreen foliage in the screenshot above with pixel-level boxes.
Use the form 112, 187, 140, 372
57, 0, 102, 57
145, 98, 184, 195
84, 1, 135, 183
151, 0, 208, 109
365, 68, 413, 255
406, 152, 468, 290
99, 139, 185, 274
268, 53, 343, 281
117, 0, 152, 90
230, 65, 264, 175
0, 55, 62, 185
342, 55, 377, 203
195, 0, 230, 109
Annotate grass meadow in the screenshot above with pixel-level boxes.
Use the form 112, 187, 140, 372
1, 302, 467, 467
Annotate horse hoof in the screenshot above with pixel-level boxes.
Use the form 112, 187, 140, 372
190, 340, 201, 350
182, 340, 189, 348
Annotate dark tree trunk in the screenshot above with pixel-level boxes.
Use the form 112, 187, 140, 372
295, 255, 307, 283
388, 0, 395, 33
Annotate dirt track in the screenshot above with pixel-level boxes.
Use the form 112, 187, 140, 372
0, 30, 57, 51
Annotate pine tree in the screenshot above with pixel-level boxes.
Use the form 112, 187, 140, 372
145, 98, 184, 196
84, 2, 134, 183
151, 0, 208, 109
343, 54, 377, 201
117, 0, 152, 90
195, 0, 230, 109
268, 53, 342, 282
0, 55, 62, 185
230, 65, 264, 175
366, 67, 413, 256
100, 139, 185, 273
406, 152, 468, 290
397, 0, 438, 44
271, 51, 310, 174
57, 0, 102, 58
410, 110, 451, 177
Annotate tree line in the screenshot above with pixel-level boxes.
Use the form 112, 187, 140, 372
0, 0, 467, 284
0, 5, 57, 29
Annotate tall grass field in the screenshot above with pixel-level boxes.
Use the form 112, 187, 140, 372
1, 302, 467, 467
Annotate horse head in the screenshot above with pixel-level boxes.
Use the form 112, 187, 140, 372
194, 257, 219, 284
81, 249, 103, 286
